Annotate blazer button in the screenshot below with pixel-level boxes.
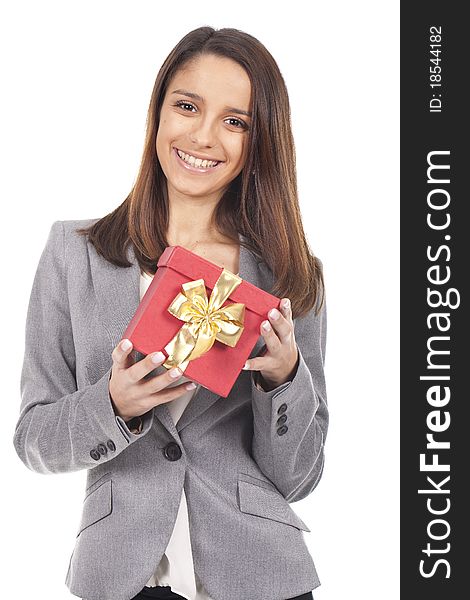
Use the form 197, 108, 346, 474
90, 448, 101, 461
277, 403, 287, 415
97, 443, 108, 456
164, 442, 182, 461
106, 440, 116, 452
277, 425, 288, 436
276, 414, 287, 426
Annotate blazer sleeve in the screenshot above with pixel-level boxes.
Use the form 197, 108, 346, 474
250, 259, 328, 503
13, 221, 154, 475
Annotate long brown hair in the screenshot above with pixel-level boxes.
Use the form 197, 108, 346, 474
76, 26, 325, 318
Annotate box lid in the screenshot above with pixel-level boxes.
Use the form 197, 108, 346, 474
157, 245, 280, 317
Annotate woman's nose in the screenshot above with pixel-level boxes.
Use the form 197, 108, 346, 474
189, 116, 218, 147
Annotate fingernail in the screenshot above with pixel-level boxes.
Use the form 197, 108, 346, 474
121, 339, 132, 351
268, 309, 279, 320
151, 351, 165, 364
282, 299, 290, 309
242, 361, 250, 370
262, 321, 271, 331
169, 367, 182, 378
185, 382, 197, 390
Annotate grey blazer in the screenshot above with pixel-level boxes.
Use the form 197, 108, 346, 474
13, 219, 328, 600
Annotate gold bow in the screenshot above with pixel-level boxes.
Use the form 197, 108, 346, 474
162, 268, 245, 373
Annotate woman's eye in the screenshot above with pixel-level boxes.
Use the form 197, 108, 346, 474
225, 117, 247, 129
174, 101, 196, 112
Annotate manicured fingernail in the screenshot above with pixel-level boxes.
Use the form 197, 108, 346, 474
169, 367, 182, 378
151, 351, 165, 364
262, 320, 271, 331
269, 309, 280, 320
185, 382, 197, 390
242, 361, 250, 370
282, 299, 290, 309
121, 339, 132, 351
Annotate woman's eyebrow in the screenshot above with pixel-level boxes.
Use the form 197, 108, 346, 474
171, 88, 252, 118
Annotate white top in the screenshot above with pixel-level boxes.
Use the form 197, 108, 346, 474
140, 270, 214, 600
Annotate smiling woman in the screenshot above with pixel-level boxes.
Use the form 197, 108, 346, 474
14, 25, 327, 600
73, 27, 324, 321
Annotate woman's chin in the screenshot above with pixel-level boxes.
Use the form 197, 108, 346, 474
169, 182, 219, 199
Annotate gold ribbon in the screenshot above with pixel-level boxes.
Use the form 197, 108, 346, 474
162, 268, 245, 373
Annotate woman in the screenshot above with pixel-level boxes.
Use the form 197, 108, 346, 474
14, 26, 328, 600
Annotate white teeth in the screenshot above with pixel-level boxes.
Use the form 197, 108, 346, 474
176, 149, 219, 168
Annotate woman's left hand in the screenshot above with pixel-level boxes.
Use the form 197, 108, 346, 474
243, 298, 299, 391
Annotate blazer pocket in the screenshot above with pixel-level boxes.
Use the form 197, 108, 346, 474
77, 475, 113, 537
85, 471, 112, 496
237, 474, 311, 532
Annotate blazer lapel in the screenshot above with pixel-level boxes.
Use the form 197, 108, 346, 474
89, 232, 265, 434
88, 239, 142, 352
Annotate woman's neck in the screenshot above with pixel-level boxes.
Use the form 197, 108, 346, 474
166, 190, 229, 248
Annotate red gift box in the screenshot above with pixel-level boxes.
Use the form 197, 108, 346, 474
122, 245, 281, 397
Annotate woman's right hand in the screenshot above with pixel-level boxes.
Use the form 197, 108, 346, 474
108, 339, 196, 422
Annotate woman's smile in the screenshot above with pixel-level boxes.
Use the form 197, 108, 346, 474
173, 146, 225, 175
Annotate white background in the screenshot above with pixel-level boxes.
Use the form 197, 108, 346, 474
1, 1, 399, 599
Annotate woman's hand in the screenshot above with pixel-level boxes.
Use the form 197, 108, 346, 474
243, 298, 299, 391
108, 340, 196, 422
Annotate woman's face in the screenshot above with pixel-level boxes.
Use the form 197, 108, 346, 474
156, 54, 252, 204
